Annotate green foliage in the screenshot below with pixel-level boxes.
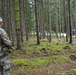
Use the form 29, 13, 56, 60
11, 38, 76, 58
63, 45, 71, 49
70, 69, 76, 74
11, 37, 76, 74
12, 56, 69, 70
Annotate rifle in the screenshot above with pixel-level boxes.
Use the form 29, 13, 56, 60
2, 44, 13, 55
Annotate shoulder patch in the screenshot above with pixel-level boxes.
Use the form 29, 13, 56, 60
0, 28, 7, 36
2, 32, 7, 36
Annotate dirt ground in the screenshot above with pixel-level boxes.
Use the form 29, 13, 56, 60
11, 38, 76, 75
12, 60, 76, 75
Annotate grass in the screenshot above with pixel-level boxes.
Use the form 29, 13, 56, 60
11, 37, 76, 75
10, 37, 76, 59
12, 56, 69, 70
70, 69, 76, 74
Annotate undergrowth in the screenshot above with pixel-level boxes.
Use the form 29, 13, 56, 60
12, 56, 69, 70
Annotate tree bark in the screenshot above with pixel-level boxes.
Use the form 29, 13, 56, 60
68, 0, 72, 44
47, 0, 52, 42
19, 0, 25, 43
10, 0, 16, 46
55, 0, 59, 38
34, 0, 40, 44
14, 0, 22, 49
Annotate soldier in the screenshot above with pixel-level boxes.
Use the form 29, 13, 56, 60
0, 17, 12, 75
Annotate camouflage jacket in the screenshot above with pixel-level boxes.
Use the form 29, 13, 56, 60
0, 28, 12, 56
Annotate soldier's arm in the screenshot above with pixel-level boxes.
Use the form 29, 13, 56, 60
2, 35, 12, 48
0, 28, 12, 48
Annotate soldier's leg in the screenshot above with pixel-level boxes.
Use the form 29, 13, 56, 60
0, 65, 3, 75
3, 56, 11, 75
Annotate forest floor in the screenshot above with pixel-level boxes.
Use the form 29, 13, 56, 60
10, 37, 76, 75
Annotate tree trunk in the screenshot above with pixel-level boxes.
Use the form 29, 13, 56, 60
34, 0, 40, 44
55, 0, 59, 38
24, 0, 29, 41
68, 0, 72, 44
74, 0, 76, 36
64, 0, 69, 42
0, 0, 1, 16
3, 0, 8, 31
58, 0, 61, 39
19, 0, 25, 43
7, 0, 11, 39
47, 0, 52, 42
10, 0, 16, 46
14, 0, 22, 49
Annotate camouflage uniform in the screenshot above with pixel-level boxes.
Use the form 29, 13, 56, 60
0, 28, 12, 75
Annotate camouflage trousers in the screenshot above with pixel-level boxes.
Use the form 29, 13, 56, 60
0, 56, 11, 75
